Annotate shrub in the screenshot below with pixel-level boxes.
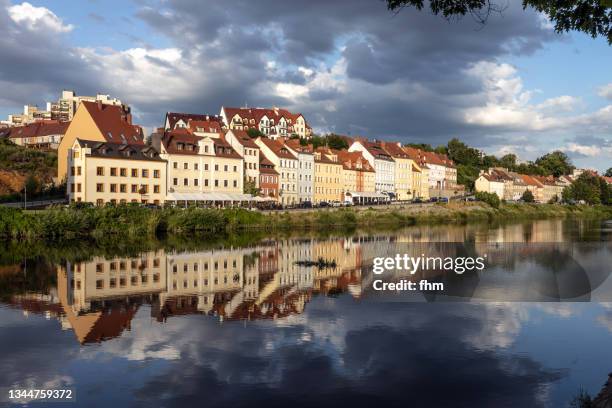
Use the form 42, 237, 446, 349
521, 190, 535, 203
475, 191, 500, 209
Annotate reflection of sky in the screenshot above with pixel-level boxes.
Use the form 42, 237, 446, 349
2, 298, 612, 407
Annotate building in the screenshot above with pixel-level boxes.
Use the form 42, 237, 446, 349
313, 147, 344, 204
220, 106, 312, 139
348, 140, 395, 195
224, 129, 261, 188
335, 150, 379, 204
164, 112, 224, 132
67, 139, 166, 206
402, 146, 431, 200
534, 176, 564, 203
2, 105, 52, 126
380, 141, 414, 201
475, 172, 505, 198
259, 153, 279, 199
255, 137, 298, 205
58, 101, 145, 182
160, 129, 245, 203
50, 90, 127, 123
520, 174, 544, 202
5, 121, 68, 149
284, 139, 314, 203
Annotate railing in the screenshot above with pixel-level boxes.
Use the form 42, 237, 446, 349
0, 198, 68, 209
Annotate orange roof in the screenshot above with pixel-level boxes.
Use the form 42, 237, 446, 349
187, 119, 222, 134
335, 150, 375, 172
520, 174, 544, 187
227, 129, 258, 148
166, 112, 222, 129
380, 141, 409, 159
257, 137, 297, 160
82, 101, 144, 145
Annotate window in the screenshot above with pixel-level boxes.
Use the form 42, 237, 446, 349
183, 178, 188, 186
120, 168, 127, 177
96, 167, 104, 176
70, 167, 75, 176
173, 162, 178, 169
233, 166, 237, 172
96, 199, 104, 206
131, 184, 138, 193
77, 183, 82, 192
173, 178, 178, 186
110, 184, 117, 193
214, 180, 219, 187
194, 179, 199, 186
120, 184, 127, 193
153, 170, 160, 178
77, 166, 82, 176
184, 163, 188, 170
96, 183, 104, 192
224, 165, 228, 172
131, 169, 138, 177
140, 185, 149, 194
70, 183, 75, 193
204, 164, 209, 170
194, 163, 199, 170
233, 180, 237, 188
205, 179, 209, 187
110, 168, 117, 176
214, 164, 219, 171
224, 180, 228, 187
154, 185, 160, 194
142, 169, 149, 178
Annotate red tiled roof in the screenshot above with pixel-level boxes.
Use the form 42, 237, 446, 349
166, 112, 222, 129
335, 150, 375, 172
227, 129, 258, 148
380, 141, 409, 159
520, 174, 543, 187
82, 101, 144, 145
257, 137, 297, 160
223, 106, 309, 131
161, 129, 241, 159
7, 121, 69, 139
285, 138, 313, 153
187, 119, 222, 135
359, 141, 394, 161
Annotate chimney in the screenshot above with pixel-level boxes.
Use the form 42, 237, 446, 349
125, 113, 132, 124
97, 100, 103, 110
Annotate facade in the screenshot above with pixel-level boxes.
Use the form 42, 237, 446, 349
164, 112, 223, 132
348, 140, 395, 195
422, 151, 446, 192
58, 101, 145, 182
475, 173, 505, 198
335, 150, 377, 204
6, 121, 68, 149
255, 137, 298, 205
313, 148, 344, 204
534, 176, 564, 203
284, 139, 314, 203
220, 106, 312, 139
380, 141, 414, 201
160, 129, 244, 198
259, 153, 279, 199
520, 174, 544, 202
402, 146, 431, 200
3, 105, 52, 126
67, 139, 166, 206
224, 129, 261, 187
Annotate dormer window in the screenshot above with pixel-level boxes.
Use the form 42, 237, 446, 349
107, 132, 113, 139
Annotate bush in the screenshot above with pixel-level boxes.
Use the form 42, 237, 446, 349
521, 190, 535, 203
475, 191, 500, 209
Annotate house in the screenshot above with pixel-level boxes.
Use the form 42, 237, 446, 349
402, 146, 430, 200
259, 153, 279, 199
313, 147, 343, 204
255, 137, 298, 205
6, 121, 69, 149
160, 129, 244, 202
335, 150, 379, 204
348, 140, 395, 196
67, 139, 166, 206
284, 139, 314, 203
520, 174, 544, 202
224, 129, 261, 188
533, 175, 564, 203
475, 172, 505, 198
58, 101, 144, 182
164, 112, 224, 131
380, 141, 415, 201
220, 106, 312, 139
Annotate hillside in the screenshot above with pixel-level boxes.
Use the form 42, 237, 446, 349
0, 138, 58, 196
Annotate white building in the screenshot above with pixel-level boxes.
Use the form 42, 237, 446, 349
348, 140, 395, 194
255, 137, 298, 205
284, 139, 314, 203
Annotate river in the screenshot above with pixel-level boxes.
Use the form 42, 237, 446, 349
1, 218, 611, 407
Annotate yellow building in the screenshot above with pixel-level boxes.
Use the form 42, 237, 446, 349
58, 100, 144, 182
381, 141, 415, 201
67, 139, 167, 206
160, 129, 245, 203
402, 146, 430, 200
313, 147, 343, 204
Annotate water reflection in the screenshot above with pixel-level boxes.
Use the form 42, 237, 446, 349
1, 219, 611, 407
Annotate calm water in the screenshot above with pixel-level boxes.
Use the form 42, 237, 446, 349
1, 219, 611, 407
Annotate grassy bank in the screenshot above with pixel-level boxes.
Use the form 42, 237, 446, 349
0, 202, 610, 241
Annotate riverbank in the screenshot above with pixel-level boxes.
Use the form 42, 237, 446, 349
0, 202, 610, 240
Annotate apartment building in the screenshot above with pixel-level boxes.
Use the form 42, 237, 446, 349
284, 138, 314, 203
220, 106, 312, 139
160, 129, 244, 199
475, 172, 505, 198
313, 147, 343, 204
225, 129, 261, 187
58, 101, 144, 182
255, 137, 298, 205
67, 139, 167, 206
348, 140, 395, 194
380, 141, 414, 201
6, 121, 68, 149
402, 146, 429, 200
259, 153, 280, 199
335, 150, 377, 204
164, 112, 224, 133
534, 176, 564, 203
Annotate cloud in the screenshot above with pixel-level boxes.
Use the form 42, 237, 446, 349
8, 2, 73, 33
598, 83, 612, 100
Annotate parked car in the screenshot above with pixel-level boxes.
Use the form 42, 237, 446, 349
330, 200, 342, 207
412, 197, 423, 204
439, 197, 449, 203
319, 201, 329, 208
343, 201, 354, 207
429, 197, 439, 203
299, 200, 313, 208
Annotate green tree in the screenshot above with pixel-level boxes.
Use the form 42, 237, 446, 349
535, 151, 574, 177
475, 191, 500, 209
310, 135, 326, 149
246, 128, 264, 139
24, 175, 40, 195
521, 189, 535, 203
499, 153, 517, 169
243, 177, 260, 196
562, 172, 603, 204
326, 134, 349, 150
385, 0, 612, 44
605, 167, 612, 177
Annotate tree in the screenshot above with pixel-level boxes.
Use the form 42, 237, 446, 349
499, 153, 517, 169
326, 134, 349, 150
605, 168, 612, 177
310, 135, 326, 149
24, 175, 40, 195
535, 151, 574, 177
562, 172, 604, 205
521, 189, 535, 203
475, 191, 500, 208
246, 128, 264, 139
243, 177, 260, 196
385, 0, 612, 44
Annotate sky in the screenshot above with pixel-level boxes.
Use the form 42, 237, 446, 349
0, 0, 610, 171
